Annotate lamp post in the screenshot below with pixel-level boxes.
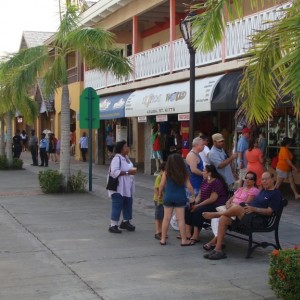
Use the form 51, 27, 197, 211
180, 12, 196, 150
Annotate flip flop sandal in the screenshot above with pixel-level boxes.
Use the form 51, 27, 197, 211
154, 233, 161, 240
180, 241, 194, 246
160, 241, 167, 246
203, 243, 216, 251
190, 239, 200, 245
206, 250, 227, 260
203, 243, 226, 251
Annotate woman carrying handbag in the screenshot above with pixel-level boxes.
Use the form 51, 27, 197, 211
107, 140, 137, 233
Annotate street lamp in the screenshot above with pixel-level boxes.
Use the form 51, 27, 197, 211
180, 12, 196, 150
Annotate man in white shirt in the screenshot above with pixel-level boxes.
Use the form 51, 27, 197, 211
79, 132, 88, 162
199, 135, 210, 168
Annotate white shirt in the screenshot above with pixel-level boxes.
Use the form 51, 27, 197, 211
107, 154, 135, 198
199, 145, 210, 167
79, 136, 88, 149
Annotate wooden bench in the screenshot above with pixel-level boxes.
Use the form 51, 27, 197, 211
226, 198, 288, 258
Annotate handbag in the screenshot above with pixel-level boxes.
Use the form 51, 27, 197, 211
106, 175, 119, 191
106, 156, 121, 191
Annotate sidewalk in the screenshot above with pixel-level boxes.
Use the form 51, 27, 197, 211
0, 152, 299, 299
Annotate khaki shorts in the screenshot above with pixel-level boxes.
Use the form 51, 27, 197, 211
238, 168, 247, 180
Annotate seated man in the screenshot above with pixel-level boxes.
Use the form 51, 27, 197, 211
202, 171, 282, 260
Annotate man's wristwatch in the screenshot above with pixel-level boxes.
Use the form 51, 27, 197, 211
125, 171, 128, 175
256, 207, 261, 212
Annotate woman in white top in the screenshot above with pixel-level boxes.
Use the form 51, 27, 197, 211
107, 140, 137, 233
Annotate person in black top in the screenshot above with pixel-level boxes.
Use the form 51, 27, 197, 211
12, 130, 22, 158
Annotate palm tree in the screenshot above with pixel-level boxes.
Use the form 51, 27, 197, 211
190, 0, 300, 124
0, 1, 131, 181
0, 60, 38, 165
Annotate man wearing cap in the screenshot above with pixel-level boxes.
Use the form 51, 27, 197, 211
209, 133, 238, 187
237, 127, 252, 186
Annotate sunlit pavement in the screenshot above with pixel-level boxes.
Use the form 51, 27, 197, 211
0, 151, 299, 299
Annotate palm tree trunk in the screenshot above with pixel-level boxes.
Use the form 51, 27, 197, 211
6, 111, 13, 166
0, 116, 5, 156
59, 84, 71, 185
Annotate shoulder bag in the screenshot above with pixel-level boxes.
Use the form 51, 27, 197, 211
106, 156, 121, 191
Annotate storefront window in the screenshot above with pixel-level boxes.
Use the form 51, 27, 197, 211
268, 108, 300, 167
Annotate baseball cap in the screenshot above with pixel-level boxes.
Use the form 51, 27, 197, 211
242, 127, 252, 134
212, 133, 224, 142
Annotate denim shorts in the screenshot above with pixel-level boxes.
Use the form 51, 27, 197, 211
276, 168, 291, 179
164, 198, 187, 208
154, 202, 164, 220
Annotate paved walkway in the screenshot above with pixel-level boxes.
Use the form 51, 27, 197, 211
0, 152, 299, 299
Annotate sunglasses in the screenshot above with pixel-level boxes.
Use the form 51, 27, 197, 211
245, 176, 255, 180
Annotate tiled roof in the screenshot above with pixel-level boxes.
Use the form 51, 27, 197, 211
19, 31, 55, 50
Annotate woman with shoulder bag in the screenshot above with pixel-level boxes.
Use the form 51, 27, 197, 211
107, 140, 137, 233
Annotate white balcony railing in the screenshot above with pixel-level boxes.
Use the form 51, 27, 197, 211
85, 3, 290, 90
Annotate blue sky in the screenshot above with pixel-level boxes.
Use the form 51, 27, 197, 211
0, 0, 59, 54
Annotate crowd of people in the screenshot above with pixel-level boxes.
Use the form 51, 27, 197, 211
11, 129, 60, 167
106, 127, 298, 261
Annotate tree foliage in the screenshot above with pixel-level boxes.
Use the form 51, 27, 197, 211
0, 1, 131, 181
191, 0, 300, 124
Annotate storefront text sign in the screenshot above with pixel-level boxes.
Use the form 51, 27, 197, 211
156, 115, 168, 122
138, 116, 147, 123
125, 81, 189, 117
178, 113, 190, 121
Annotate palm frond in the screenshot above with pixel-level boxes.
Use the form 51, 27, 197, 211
84, 48, 132, 79
190, 0, 262, 52
1, 46, 50, 99
238, 2, 300, 123
65, 27, 115, 54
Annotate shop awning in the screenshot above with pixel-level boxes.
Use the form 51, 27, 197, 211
100, 92, 131, 119
195, 74, 225, 112
211, 71, 243, 110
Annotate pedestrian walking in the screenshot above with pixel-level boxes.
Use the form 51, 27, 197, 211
79, 132, 88, 162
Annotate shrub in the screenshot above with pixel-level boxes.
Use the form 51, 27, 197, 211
269, 246, 300, 300
12, 158, 23, 170
67, 170, 87, 193
38, 170, 65, 193
0, 155, 8, 169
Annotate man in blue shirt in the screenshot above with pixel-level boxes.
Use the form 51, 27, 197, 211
209, 133, 238, 187
202, 172, 282, 260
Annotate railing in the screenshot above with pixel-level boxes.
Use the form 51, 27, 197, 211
84, 3, 290, 90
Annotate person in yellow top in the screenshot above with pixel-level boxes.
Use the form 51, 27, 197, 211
275, 137, 300, 199
153, 162, 166, 240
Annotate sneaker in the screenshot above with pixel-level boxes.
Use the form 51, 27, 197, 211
120, 221, 135, 231
108, 225, 122, 234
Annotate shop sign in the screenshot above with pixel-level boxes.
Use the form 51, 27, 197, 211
156, 115, 168, 122
116, 125, 127, 141
125, 81, 189, 117
138, 116, 147, 123
178, 113, 190, 121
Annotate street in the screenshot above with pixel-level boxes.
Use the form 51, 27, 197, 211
0, 152, 299, 299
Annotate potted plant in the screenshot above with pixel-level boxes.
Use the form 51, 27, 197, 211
269, 246, 300, 300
